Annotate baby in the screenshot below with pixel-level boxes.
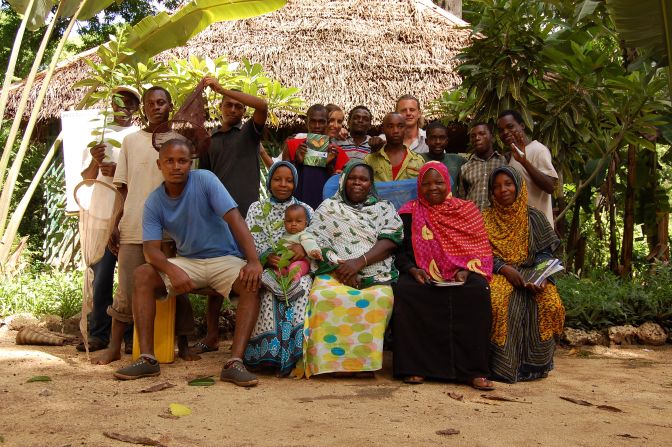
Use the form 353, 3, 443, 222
274, 204, 322, 281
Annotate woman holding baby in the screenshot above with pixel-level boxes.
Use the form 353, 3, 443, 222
296, 161, 403, 378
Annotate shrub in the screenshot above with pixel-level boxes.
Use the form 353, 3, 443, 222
557, 263, 672, 332
0, 267, 83, 319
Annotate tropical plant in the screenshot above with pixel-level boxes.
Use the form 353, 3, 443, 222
0, 0, 288, 270
431, 0, 672, 276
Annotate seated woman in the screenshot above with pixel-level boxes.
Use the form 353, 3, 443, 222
298, 161, 403, 377
483, 166, 565, 383
394, 161, 495, 390
244, 161, 314, 376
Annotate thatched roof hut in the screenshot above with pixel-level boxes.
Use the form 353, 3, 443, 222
6, 0, 470, 125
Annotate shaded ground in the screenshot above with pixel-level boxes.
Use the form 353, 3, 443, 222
0, 328, 670, 447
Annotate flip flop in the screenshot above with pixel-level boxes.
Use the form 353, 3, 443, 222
191, 341, 219, 354
404, 375, 425, 384
471, 377, 495, 391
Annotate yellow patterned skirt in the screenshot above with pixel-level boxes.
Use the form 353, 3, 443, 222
295, 274, 393, 378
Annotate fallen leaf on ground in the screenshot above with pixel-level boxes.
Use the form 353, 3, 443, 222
560, 396, 593, 406
140, 382, 175, 393
480, 394, 531, 404
26, 376, 51, 383
169, 403, 191, 417
436, 429, 460, 436
102, 432, 167, 446
187, 376, 215, 387
447, 392, 463, 401
617, 434, 639, 439
597, 405, 623, 413
158, 414, 179, 420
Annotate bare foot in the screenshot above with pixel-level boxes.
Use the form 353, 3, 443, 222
92, 348, 121, 365
178, 336, 201, 361
178, 348, 201, 362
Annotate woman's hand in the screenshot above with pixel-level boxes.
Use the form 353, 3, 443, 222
295, 143, 308, 164
526, 279, 547, 294
455, 269, 469, 283
335, 257, 366, 286
289, 243, 307, 260
500, 265, 526, 288
266, 254, 281, 268
409, 267, 430, 285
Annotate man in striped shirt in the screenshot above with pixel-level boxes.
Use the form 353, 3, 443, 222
334, 105, 373, 160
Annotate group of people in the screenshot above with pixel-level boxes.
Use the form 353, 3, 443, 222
80, 78, 566, 389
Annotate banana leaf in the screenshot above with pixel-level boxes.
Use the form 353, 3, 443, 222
605, 0, 672, 97
7, 0, 117, 30
119, 0, 286, 64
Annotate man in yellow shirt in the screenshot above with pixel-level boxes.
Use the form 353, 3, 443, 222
364, 113, 425, 182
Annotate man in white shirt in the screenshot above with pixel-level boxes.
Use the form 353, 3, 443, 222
77, 87, 139, 353
371, 95, 429, 154
496, 110, 558, 228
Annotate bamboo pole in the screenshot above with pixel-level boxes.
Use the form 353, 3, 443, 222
0, 0, 36, 132
0, 1, 86, 238
0, 133, 62, 263
0, 0, 63, 192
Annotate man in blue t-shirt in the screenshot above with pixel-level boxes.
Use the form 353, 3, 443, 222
113, 139, 263, 386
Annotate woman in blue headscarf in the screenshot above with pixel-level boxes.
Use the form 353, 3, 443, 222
243, 161, 314, 375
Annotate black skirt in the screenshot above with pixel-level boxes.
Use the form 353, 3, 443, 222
392, 272, 492, 381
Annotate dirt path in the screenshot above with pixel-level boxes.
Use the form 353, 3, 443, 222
0, 330, 670, 447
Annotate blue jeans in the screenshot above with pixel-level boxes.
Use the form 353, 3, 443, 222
88, 248, 132, 344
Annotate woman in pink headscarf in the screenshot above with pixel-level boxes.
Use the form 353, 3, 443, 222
393, 161, 495, 390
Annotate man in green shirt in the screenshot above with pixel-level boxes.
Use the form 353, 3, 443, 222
364, 113, 425, 182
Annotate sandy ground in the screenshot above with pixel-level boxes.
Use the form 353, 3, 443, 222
0, 329, 670, 447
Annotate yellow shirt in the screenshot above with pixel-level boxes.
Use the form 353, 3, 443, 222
364, 145, 425, 182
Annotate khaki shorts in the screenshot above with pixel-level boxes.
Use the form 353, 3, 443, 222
108, 244, 145, 323
108, 243, 196, 335
158, 255, 246, 298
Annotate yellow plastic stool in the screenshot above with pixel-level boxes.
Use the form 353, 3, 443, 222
132, 295, 176, 364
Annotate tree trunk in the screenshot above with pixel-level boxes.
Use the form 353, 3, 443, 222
566, 200, 581, 273
620, 144, 636, 276
607, 157, 620, 274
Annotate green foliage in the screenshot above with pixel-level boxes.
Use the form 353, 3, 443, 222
558, 263, 672, 331
432, 0, 672, 273
40, 160, 79, 269
0, 266, 82, 318
76, 27, 304, 128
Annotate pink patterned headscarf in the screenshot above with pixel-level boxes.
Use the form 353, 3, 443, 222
398, 161, 493, 281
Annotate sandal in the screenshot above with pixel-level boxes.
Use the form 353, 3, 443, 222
191, 341, 219, 354
471, 377, 495, 391
404, 375, 425, 384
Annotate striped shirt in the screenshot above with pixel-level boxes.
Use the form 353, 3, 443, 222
458, 151, 507, 211
333, 135, 371, 160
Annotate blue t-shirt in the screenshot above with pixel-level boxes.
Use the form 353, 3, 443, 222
143, 170, 242, 259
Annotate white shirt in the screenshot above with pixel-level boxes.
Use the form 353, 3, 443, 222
509, 140, 558, 228
378, 128, 428, 154
81, 124, 139, 184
